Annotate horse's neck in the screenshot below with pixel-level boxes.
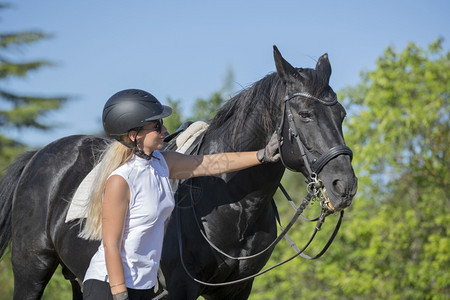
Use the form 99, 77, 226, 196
203, 121, 268, 151
201, 118, 285, 200
204, 134, 284, 206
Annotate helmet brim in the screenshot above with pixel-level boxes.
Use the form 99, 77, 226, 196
142, 105, 172, 123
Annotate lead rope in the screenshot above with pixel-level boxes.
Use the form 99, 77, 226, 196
176, 190, 314, 287
275, 183, 344, 259
184, 182, 312, 261
175, 178, 343, 287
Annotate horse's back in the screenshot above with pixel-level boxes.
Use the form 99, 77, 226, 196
12, 135, 107, 225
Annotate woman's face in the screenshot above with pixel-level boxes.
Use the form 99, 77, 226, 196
128, 120, 167, 154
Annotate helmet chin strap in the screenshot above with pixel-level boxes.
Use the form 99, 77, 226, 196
119, 127, 159, 161
133, 147, 157, 161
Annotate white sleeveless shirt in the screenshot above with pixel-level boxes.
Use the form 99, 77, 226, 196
84, 151, 174, 289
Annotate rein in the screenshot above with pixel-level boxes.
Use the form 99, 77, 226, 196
176, 183, 343, 287
174, 91, 351, 287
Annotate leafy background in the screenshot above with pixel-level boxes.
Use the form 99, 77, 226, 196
0, 2, 448, 299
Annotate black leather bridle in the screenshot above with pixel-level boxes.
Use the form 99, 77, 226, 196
277, 91, 353, 210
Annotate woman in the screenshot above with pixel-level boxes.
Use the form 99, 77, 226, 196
81, 89, 279, 300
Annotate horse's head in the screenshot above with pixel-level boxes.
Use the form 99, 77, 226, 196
273, 46, 357, 211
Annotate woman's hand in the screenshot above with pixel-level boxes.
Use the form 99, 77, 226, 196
112, 290, 129, 300
257, 132, 281, 163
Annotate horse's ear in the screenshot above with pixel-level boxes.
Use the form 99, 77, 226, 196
315, 53, 332, 84
273, 45, 298, 84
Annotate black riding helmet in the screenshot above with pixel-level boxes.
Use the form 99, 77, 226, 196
102, 88, 172, 139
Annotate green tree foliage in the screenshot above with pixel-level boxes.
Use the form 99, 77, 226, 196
335, 39, 449, 299
0, 3, 69, 171
191, 91, 226, 121
163, 97, 183, 134
251, 39, 449, 299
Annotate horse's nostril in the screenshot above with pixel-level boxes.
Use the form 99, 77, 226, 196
332, 179, 342, 192
332, 179, 347, 198
331, 177, 358, 200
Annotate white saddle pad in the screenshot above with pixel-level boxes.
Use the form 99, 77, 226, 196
175, 121, 208, 153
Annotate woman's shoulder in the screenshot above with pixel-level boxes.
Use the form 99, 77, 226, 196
153, 150, 164, 160
108, 157, 135, 179
153, 151, 170, 176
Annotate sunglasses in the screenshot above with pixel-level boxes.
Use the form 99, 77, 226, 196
152, 119, 163, 133
131, 119, 164, 134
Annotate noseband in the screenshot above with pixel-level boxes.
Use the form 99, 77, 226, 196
277, 91, 353, 184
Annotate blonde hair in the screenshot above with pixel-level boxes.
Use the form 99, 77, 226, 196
79, 136, 134, 240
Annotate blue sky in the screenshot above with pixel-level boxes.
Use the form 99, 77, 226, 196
2, 0, 449, 147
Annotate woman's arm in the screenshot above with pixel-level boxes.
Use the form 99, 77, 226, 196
163, 151, 261, 179
163, 132, 280, 180
102, 175, 129, 295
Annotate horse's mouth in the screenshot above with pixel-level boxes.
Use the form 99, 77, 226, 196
317, 186, 337, 212
325, 190, 354, 212
320, 187, 354, 213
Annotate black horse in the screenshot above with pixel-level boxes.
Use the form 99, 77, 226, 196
0, 46, 357, 299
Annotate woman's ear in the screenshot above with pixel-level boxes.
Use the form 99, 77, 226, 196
128, 130, 137, 143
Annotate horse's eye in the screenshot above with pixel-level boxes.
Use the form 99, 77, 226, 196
299, 111, 312, 120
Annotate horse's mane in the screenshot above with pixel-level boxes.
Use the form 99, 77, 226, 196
207, 72, 285, 150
